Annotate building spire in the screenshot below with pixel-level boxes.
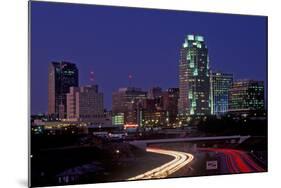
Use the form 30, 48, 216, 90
128, 73, 133, 87
89, 70, 95, 84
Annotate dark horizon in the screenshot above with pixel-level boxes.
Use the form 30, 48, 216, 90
31, 1, 267, 114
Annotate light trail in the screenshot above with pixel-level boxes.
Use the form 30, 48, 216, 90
199, 148, 265, 173
128, 147, 194, 180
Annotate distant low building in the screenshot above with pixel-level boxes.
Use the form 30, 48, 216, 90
103, 110, 113, 126
140, 87, 179, 127
112, 87, 147, 125
142, 110, 167, 127
228, 80, 265, 113
112, 86, 180, 127
112, 113, 124, 125
32, 121, 88, 136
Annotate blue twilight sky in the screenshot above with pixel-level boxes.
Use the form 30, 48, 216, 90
30, 1, 267, 114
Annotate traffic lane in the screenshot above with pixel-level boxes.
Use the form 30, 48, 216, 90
128, 147, 194, 180
198, 148, 265, 173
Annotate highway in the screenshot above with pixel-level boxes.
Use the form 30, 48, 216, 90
199, 148, 265, 173
128, 147, 194, 180
129, 135, 250, 149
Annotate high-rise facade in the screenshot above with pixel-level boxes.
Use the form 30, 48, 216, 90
66, 85, 104, 124
210, 72, 233, 115
48, 62, 79, 119
228, 80, 264, 112
147, 87, 162, 99
162, 88, 179, 125
178, 35, 211, 116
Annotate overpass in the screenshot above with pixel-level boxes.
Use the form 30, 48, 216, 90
129, 135, 250, 150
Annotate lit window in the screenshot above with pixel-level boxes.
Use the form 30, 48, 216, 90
188, 35, 194, 40
195, 36, 204, 42
193, 69, 198, 76
190, 62, 194, 68
188, 91, 193, 99
192, 101, 196, 107
190, 108, 194, 115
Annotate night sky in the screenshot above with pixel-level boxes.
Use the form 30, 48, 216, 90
31, 1, 267, 114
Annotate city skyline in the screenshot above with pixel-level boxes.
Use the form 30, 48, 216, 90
30, 2, 268, 187
31, 2, 267, 114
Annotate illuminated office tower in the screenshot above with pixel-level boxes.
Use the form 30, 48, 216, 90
178, 35, 211, 116
210, 72, 233, 115
228, 80, 264, 112
48, 61, 79, 119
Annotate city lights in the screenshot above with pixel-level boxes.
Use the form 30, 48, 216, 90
30, 3, 267, 186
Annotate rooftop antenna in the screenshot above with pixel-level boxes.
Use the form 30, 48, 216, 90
128, 73, 133, 87
89, 70, 95, 85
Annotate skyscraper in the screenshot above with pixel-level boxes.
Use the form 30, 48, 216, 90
162, 88, 179, 125
178, 35, 211, 116
228, 80, 265, 112
147, 86, 163, 110
66, 85, 104, 124
147, 87, 162, 99
48, 61, 79, 119
210, 72, 233, 115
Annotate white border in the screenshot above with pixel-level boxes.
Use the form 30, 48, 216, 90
32, 0, 269, 16
1, 0, 281, 188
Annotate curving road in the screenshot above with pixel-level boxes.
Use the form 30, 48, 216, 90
128, 147, 194, 180
199, 148, 265, 173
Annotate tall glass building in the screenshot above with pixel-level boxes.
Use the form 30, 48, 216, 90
48, 61, 79, 119
178, 35, 211, 116
210, 72, 233, 115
